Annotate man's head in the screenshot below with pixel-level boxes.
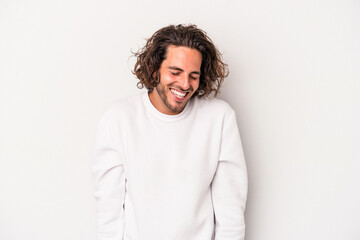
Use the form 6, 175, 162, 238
133, 24, 228, 114
133, 24, 228, 97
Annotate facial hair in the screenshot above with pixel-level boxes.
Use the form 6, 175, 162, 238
155, 83, 193, 114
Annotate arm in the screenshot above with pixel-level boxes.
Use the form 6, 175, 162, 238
211, 110, 248, 240
92, 107, 126, 240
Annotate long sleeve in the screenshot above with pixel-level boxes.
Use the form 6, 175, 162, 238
92, 107, 126, 240
211, 110, 248, 240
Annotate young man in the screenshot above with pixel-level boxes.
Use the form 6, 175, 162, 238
92, 24, 248, 240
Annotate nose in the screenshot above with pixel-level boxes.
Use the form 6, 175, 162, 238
180, 75, 191, 91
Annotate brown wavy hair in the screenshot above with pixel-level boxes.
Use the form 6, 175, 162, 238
132, 24, 229, 98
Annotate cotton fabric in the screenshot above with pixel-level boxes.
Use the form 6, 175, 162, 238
92, 92, 247, 240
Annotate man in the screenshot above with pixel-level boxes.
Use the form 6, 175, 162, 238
92, 24, 248, 240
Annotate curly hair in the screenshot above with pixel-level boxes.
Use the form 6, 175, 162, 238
132, 24, 229, 98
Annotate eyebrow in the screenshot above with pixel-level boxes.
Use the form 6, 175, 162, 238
168, 66, 201, 75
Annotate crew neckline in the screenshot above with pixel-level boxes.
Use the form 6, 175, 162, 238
141, 91, 193, 122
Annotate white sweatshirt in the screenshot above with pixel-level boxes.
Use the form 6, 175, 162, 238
92, 92, 248, 240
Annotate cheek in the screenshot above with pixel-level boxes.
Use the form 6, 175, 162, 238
161, 73, 175, 84
193, 80, 200, 90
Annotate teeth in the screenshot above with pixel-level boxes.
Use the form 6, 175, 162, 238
170, 89, 186, 98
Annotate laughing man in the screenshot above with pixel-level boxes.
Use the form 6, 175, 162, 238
92, 24, 248, 240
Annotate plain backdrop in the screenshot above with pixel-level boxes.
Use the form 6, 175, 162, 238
0, 0, 359, 239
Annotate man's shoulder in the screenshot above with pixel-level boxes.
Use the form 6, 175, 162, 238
194, 96, 235, 116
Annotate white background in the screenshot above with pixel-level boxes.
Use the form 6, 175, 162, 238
0, 0, 359, 239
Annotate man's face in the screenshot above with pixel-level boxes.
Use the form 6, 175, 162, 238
149, 45, 202, 115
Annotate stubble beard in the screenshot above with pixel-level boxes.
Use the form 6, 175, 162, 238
156, 84, 187, 114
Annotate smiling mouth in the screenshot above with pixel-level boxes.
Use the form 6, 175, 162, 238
170, 88, 188, 100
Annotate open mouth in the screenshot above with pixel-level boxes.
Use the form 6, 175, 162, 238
170, 88, 188, 100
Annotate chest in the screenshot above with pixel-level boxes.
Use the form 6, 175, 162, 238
121, 114, 222, 187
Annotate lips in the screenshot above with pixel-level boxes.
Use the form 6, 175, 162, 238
170, 88, 187, 100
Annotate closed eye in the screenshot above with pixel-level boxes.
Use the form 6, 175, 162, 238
171, 72, 181, 76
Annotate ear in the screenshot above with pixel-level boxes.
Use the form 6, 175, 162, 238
152, 71, 160, 84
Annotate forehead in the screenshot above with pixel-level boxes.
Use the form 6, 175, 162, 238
163, 45, 202, 69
